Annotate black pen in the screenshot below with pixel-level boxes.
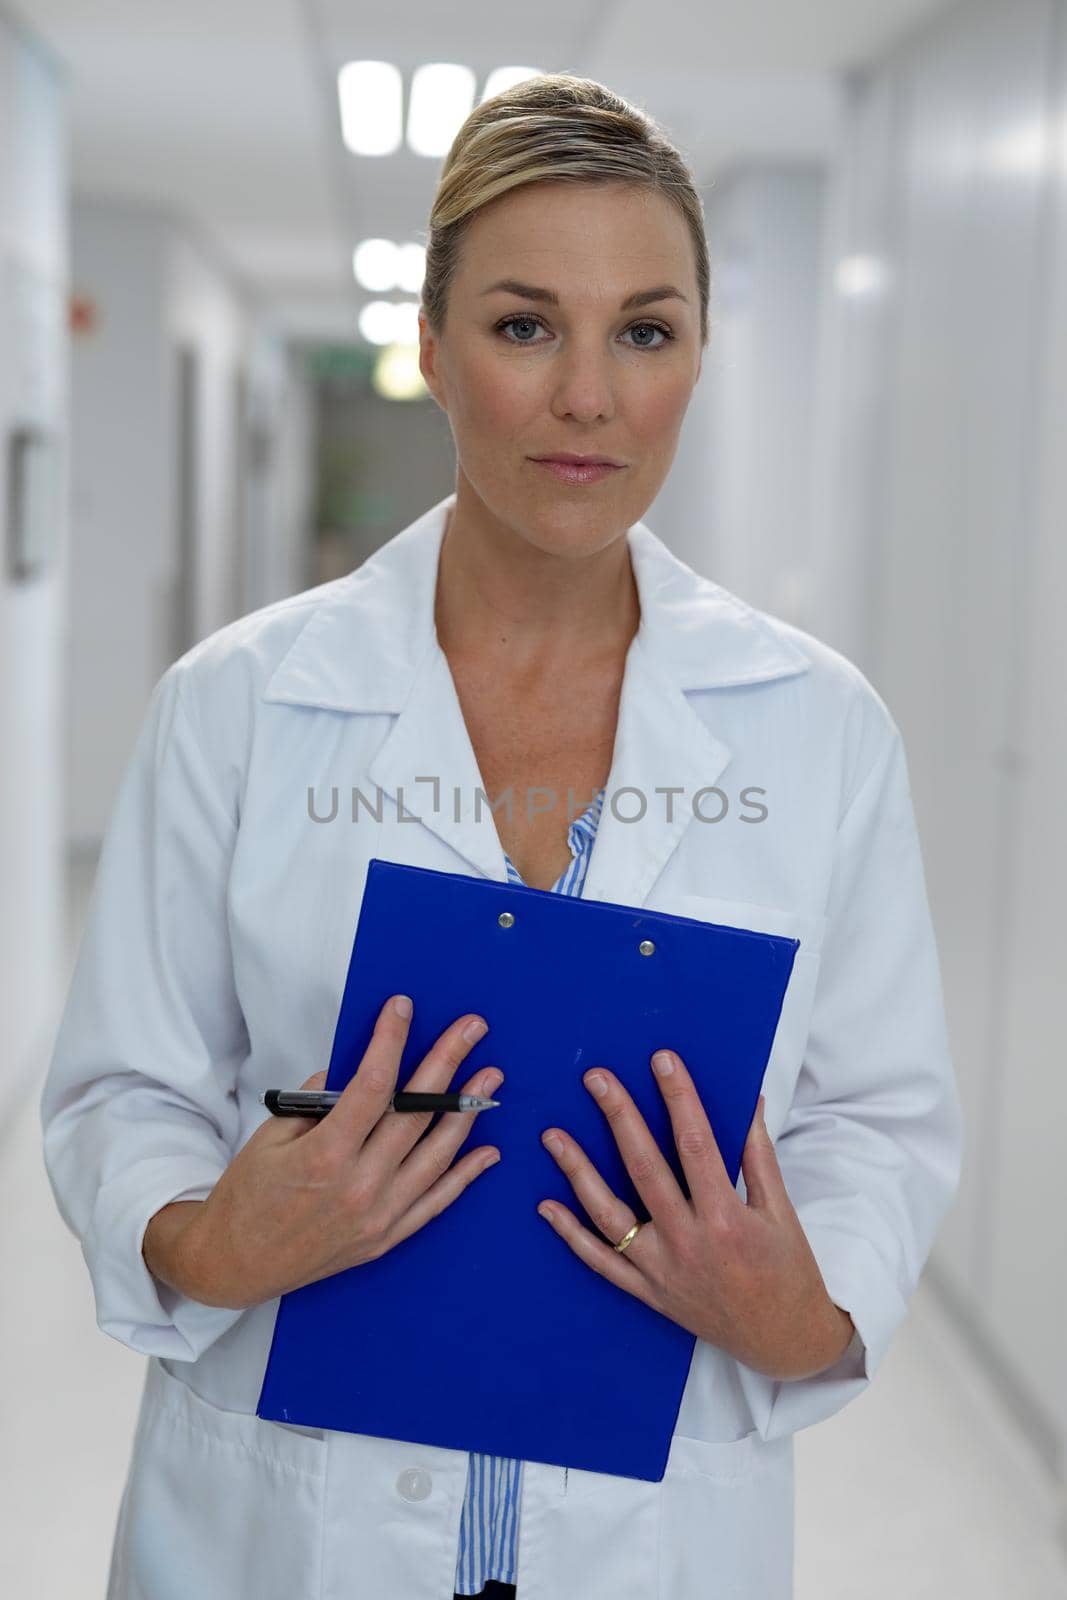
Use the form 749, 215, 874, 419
260, 1089, 501, 1120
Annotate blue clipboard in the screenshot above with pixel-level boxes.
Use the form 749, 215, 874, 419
256, 857, 799, 1481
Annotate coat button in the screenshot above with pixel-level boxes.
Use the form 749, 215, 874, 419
396, 1467, 432, 1502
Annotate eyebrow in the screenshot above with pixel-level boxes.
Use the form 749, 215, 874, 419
479, 278, 690, 311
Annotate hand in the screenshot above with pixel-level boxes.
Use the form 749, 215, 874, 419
142, 996, 503, 1309
536, 1053, 857, 1381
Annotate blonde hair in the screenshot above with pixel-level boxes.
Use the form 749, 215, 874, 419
421, 73, 710, 348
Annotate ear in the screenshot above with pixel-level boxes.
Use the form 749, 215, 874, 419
418, 312, 446, 411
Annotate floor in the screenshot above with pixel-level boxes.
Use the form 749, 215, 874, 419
2, 855, 1065, 1597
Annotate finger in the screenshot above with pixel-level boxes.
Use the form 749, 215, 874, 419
259, 1068, 329, 1145
577, 1067, 685, 1226
738, 1095, 787, 1214
646, 1051, 733, 1220
372, 1124, 502, 1259
314, 994, 413, 1152
536, 1198, 655, 1307
359, 1008, 490, 1166
540, 1122, 652, 1266
386, 1060, 504, 1214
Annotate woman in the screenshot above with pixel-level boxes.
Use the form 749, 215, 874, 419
41, 75, 962, 1600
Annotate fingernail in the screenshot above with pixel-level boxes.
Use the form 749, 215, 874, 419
393, 995, 412, 1018
464, 1015, 488, 1043
585, 1073, 607, 1098
542, 1131, 563, 1155
652, 1051, 674, 1077
483, 1070, 503, 1093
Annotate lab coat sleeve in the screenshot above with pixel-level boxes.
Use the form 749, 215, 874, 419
40, 659, 250, 1361
754, 710, 964, 1438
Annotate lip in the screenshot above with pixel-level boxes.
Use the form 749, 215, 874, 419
531, 453, 625, 467
530, 456, 624, 485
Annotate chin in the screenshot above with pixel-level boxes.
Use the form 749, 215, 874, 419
517, 508, 625, 560
459, 468, 634, 558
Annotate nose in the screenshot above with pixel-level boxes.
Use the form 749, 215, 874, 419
549, 348, 617, 424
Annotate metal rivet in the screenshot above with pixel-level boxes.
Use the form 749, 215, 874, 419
638, 939, 655, 956
498, 911, 515, 929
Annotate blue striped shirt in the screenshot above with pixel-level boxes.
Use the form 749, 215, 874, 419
453, 787, 606, 1596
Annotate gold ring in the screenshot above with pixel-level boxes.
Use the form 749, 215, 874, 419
614, 1221, 642, 1253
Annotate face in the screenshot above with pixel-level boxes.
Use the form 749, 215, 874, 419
418, 181, 703, 559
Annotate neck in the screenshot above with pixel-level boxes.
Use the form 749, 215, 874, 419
433, 483, 641, 677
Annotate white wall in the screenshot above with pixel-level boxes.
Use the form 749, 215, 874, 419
167, 228, 248, 639
651, 164, 828, 633
996, 0, 1067, 1461
241, 331, 316, 606
0, 10, 66, 1088
807, 68, 903, 675
67, 203, 314, 847
812, 0, 1067, 1488
67, 204, 170, 847
652, 0, 1067, 1503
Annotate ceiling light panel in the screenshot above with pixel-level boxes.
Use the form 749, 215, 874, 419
338, 61, 403, 155
406, 63, 476, 157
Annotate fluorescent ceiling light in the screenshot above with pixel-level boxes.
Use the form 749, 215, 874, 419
396, 243, 426, 293
407, 63, 476, 157
481, 66, 542, 101
359, 301, 399, 345
352, 240, 425, 295
393, 301, 421, 342
359, 300, 420, 346
338, 61, 403, 155
353, 238, 400, 291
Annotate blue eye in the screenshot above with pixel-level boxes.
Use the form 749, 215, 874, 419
495, 314, 673, 350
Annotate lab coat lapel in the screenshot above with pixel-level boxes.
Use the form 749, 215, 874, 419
577, 629, 733, 907
263, 491, 812, 896
366, 637, 510, 882
363, 611, 735, 904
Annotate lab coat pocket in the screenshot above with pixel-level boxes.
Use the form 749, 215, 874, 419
658, 1430, 794, 1597
658, 893, 828, 1127
107, 1357, 326, 1600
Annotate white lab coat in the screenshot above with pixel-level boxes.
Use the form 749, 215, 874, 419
41, 491, 963, 1600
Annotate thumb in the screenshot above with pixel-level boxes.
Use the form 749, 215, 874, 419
738, 1095, 784, 1212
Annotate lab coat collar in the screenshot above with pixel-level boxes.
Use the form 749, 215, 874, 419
263, 492, 812, 895
264, 491, 811, 710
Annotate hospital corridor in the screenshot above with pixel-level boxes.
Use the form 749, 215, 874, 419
1, 0, 1065, 1595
